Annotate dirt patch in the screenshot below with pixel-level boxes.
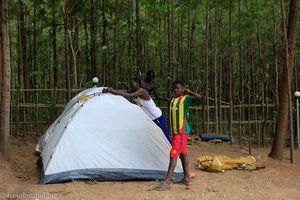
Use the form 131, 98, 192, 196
1, 136, 300, 200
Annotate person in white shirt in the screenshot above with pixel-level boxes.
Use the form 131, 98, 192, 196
103, 77, 171, 144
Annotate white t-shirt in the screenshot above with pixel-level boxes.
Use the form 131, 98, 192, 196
136, 97, 162, 120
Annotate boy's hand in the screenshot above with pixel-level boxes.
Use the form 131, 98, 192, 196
102, 88, 108, 93
184, 89, 192, 95
102, 88, 111, 93
184, 89, 202, 100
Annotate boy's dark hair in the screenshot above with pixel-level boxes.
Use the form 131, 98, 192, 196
146, 70, 155, 78
172, 80, 184, 87
131, 77, 141, 86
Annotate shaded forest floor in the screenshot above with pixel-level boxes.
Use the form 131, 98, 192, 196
1, 136, 300, 200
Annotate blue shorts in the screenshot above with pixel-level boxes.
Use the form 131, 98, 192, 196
153, 114, 172, 144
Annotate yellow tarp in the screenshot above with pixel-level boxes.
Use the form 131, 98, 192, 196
196, 154, 264, 172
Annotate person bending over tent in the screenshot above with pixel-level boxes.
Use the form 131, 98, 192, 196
103, 77, 171, 144
155, 80, 203, 191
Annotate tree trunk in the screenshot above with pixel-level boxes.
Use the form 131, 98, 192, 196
0, 0, 11, 159
51, 0, 58, 119
126, 0, 132, 72
228, 0, 233, 144
17, 0, 28, 129
238, 0, 244, 140
102, 0, 107, 85
90, 0, 97, 77
167, 0, 174, 81
214, 1, 219, 133
135, 0, 141, 71
177, 15, 182, 74
0, 0, 2, 137
51, 0, 58, 89
84, 15, 90, 80
113, 0, 120, 88
63, 0, 71, 100
0, 8, 2, 113
33, 0, 37, 89
17, 0, 26, 90
269, 0, 298, 160
204, 0, 210, 132
188, 12, 196, 82
273, 2, 279, 108
257, 22, 267, 147
68, 29, 77, 88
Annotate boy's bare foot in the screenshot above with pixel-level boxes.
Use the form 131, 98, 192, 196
154, 181, 171, 191
174, 179, 191, 186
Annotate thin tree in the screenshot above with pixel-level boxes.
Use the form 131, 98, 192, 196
32, 0, 37, 89
112, 0, 120, 88
63, 0, 71, 100
17, 0, 28, 130
51, 0, 58, 120
214, 1, 219, 134
0, 26, 1, 102
256, 21, 267, 146
204, 0, 209, 132
0, 0, 11, 159
228, 0, 233, 144
269, 0, 298, 160
90, 0, 97, 77
273, 1, 279, 108
167, 0, 174, 80
135, 0, 141, 70
101, 0, 107, 85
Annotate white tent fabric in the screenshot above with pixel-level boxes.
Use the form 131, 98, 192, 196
36, 87, 183, 184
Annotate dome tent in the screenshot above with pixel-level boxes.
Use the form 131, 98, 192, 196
36, 87, 183, 184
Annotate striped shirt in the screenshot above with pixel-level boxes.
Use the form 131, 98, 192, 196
169, 95, 199, 134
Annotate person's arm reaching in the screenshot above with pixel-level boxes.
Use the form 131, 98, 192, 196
103, 88, 131, 94
103, 87, 149, 100
184, 89, 203, 102
152, 88, 169, 101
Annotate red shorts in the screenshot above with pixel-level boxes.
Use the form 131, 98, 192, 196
170, 133, 189, 158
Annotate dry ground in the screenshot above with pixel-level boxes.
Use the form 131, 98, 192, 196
1, 136, 300, 200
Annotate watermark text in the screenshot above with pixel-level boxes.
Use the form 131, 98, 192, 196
0, 191, 55, 199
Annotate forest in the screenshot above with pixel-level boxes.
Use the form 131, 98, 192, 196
1, 0, 300, 161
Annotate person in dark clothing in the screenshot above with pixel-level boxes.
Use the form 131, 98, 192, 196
141, 71, 168, 101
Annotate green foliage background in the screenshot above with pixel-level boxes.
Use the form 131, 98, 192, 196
7, 0, 300, 140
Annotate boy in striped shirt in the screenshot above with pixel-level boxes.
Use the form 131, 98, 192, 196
155, 80, 202, 190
